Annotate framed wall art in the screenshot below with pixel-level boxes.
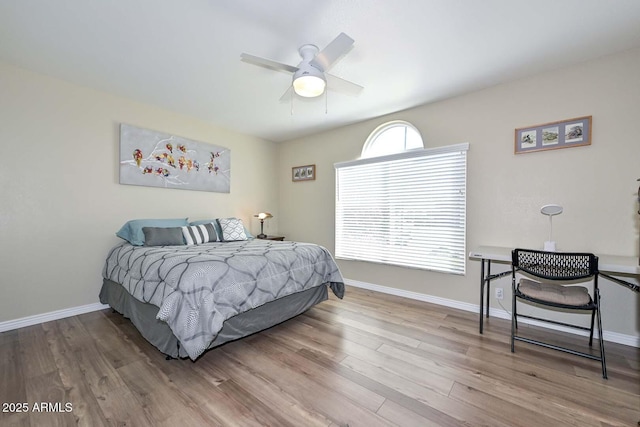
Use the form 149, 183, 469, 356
120, 123, 230, 193
515, 116, 591, 154
292, 164, 315, 182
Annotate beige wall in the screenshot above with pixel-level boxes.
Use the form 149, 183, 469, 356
277, 48, 640, 338
2, 47, 639, 340
0, 63, 278, 323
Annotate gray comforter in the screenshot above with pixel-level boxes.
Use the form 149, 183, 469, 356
102, 239, 344, 359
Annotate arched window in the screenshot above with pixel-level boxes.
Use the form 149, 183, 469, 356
335, 121, 468, 275
361, 120, 424, 158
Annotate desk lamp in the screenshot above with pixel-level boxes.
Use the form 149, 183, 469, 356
540, 204, 563, 251
254, 212, 273, 239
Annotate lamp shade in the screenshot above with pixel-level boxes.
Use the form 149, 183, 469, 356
254, 212, 273, 220
292, 64, 326, 98
540, 204, 563, 216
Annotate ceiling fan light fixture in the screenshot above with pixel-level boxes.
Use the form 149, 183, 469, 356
292, 66, 326, 98
293, 75, 326, 97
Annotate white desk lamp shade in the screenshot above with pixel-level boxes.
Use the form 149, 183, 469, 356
540, 204, 563, 251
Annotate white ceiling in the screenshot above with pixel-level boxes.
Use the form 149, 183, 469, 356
2, 1, 640, 142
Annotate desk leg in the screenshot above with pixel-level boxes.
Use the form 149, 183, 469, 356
479, 259, 494, 334
479, 259, 485, 334
486, 260, 491, 319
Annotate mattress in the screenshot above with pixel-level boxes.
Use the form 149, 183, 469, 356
100, 278, 329, 358
102, 239, 344, 359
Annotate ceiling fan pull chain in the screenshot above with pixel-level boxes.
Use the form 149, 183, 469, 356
325, 89, 328, 114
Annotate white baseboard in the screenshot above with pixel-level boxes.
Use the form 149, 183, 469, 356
2, 281, 638, 349
344, 278, 640, 348
0, 302, 110, 333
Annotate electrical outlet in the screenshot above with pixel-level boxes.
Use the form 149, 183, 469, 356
495, 288, 504, 300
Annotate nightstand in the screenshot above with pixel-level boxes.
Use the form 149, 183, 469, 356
257, 235, 285, 241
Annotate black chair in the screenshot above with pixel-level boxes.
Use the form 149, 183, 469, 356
511, 248, 606, 378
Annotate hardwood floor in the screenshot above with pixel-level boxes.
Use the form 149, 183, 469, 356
1, 285, 638, 426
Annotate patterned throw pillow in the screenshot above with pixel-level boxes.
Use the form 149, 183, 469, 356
181, 223, 218, 245
189, 219, 254, 239
217, 218, 248, 241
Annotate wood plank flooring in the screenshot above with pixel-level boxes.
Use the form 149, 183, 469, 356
1, 285, 638, 426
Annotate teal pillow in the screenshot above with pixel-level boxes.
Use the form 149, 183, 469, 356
116, 218, 189, 246
189, 218, 254, 239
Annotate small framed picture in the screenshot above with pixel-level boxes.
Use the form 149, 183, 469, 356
515, 116, 591, 154
292, 164, 316, 182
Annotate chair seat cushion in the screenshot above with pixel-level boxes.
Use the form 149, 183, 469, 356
518, 278, 592, 306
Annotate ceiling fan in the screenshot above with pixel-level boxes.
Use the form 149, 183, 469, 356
240, 32, 363, 100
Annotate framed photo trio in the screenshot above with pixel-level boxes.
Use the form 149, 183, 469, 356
515, 116, 591, 154
292, 164, 315, 182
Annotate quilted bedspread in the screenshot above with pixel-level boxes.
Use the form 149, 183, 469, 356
102, 239, 345, 359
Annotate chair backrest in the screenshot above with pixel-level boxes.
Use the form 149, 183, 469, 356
512, 248, 598, 281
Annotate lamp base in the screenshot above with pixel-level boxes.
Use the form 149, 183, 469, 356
257, 233, 267, 239
543, 241, 557, 252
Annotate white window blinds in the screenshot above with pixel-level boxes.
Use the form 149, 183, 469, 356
335, 143, 468, 275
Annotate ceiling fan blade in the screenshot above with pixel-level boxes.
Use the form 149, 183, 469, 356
240, 53, 298, 74
310, 32, 354, 71
326, 73, 363, 96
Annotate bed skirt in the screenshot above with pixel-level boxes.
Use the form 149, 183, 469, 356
99, 278, 329, 359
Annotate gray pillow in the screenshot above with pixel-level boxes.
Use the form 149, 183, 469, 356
142, 227, 185, 246
116, 218, 189, 245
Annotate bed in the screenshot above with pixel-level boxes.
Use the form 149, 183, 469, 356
100, 233, 344, 360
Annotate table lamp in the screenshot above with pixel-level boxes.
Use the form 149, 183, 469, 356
254, 212, 273, 239
540, 204, 563, 251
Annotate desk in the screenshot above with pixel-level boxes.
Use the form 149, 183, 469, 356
469, 246, 640, 334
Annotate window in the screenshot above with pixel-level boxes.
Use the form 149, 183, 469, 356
361, 120, 423, 158
335, 122, 468, 275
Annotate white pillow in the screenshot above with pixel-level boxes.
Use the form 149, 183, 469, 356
181, 223, 218, 245
217, 218, 248, 241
